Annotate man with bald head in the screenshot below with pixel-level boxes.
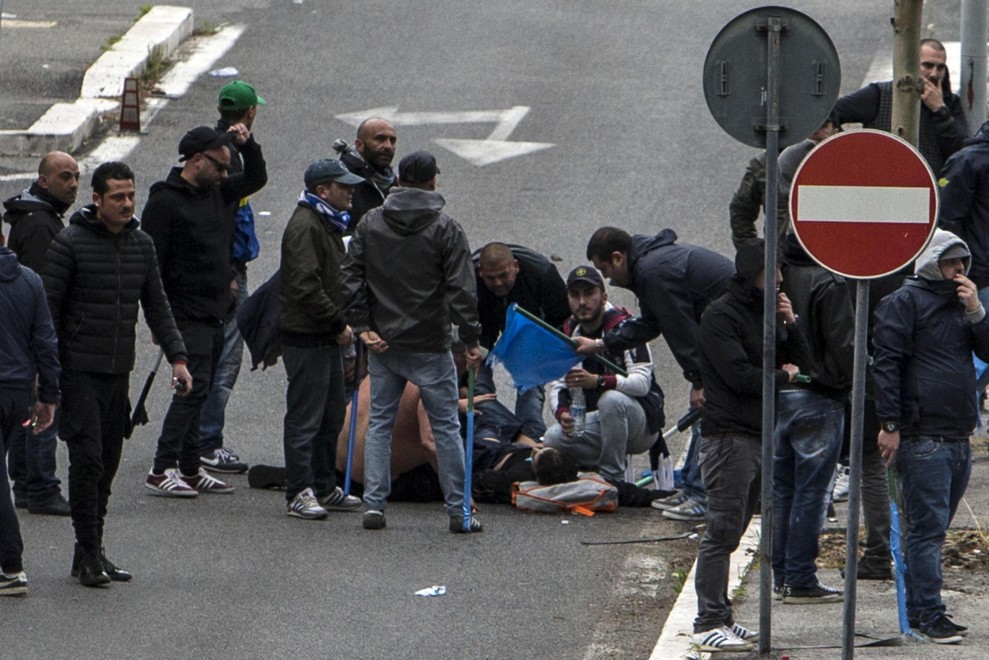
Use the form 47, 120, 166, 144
1, 151, 78, 516
338, 117, 398, 227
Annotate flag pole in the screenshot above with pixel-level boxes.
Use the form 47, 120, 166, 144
513, 304, 628, 376
463, 367, 476, 531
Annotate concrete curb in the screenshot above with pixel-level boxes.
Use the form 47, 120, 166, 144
649, 518, 761, 660
0, 5, 193, 157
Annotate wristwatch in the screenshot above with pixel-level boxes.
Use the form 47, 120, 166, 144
881, 420, 899, 433
596, 376, 606, 389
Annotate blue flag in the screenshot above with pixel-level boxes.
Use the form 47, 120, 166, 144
487, 304, 581, 389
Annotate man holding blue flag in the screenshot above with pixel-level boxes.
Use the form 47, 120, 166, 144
543, 266, 663, 484
342, 150, 483, 534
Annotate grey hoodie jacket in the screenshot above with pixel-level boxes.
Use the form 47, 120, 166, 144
342, 187, 480, 353
872, 229, 989, 437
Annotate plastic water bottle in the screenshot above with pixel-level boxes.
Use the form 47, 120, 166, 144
569, 387, 586, 437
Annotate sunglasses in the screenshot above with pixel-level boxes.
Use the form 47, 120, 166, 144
200, 152, 229, 173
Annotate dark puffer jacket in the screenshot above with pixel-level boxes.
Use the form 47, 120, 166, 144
938, 120, 989, 288
2, 183, 69, 272
872, 231, 989, 437
42, 206, 187, 374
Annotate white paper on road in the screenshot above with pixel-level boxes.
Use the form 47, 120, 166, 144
796, 185, 931, 223
414, 585, 447, 597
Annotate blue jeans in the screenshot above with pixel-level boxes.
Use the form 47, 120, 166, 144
680, 412, 706, 503
282, 344, 345, 501
364, 350, 466, 517
772, 389, 844, 588
7, 405, 61, 506
198, 269, 248, 453
543, 390, 656, 483
475, 361, 546, 438
895, 436, 971, 626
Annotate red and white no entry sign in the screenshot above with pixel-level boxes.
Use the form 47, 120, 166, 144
790, 129, 938, 279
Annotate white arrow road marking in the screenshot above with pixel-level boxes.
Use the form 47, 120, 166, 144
433, 138, 553, 167
335, 105, 554, 166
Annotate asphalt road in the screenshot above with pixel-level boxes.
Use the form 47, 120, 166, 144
0, 1, 954, 657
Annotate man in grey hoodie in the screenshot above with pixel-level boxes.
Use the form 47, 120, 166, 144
342, 150, 483, 533
873, 229, 989, 644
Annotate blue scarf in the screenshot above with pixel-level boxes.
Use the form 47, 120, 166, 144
300, 189, 351, 232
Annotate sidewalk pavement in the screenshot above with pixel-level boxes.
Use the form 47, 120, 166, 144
0, 5, 193, 158
652, 436, 989, 659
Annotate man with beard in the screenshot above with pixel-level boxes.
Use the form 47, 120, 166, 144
1, 151, 78, 517
338, 117, 398, 227
543, 266, 663, 484
142, 125, 266, 498
834, 38, 967, 175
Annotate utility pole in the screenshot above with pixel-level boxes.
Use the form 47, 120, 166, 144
891, 0, 924, 147
960, 0, 988, 132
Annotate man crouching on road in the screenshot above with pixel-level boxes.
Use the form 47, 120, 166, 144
873, 229, 989, 644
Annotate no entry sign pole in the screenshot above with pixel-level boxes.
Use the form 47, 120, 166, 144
790, 129, 938, 658
758, 17, 781, 654
704, 6, 839, 653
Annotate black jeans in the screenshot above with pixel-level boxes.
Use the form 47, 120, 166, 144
59, 371, 129, 554
152, 322, 223, 475
1, 386, 30, 574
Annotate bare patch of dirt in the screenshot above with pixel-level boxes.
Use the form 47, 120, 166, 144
817, 528, 989, 572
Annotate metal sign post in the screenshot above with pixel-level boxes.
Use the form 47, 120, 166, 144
705, 6, 838, 653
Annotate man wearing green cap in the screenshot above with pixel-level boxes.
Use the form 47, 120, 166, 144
198, 81, 269, 475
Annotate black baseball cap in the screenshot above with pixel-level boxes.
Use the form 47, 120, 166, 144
566, 265, 605, 289
178, 126, 235, 161
398, 150, 441, 184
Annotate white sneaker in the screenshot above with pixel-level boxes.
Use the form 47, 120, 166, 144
650, 490, 688, 511
730, 622, 759, 642
832, 464, 850, 503
287, 487, 328, 520
692, 625, 754, 652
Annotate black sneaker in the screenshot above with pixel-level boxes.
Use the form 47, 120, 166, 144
840, 556, 892, 581
200, 448, 248, 474
363, 510, 386, 530
0, 571, 27, 597
920, 613, 964, 644
449, 515, 483, 533
28, 493, 71, 516
911, 614, 967, 636
782, 582, 843, 604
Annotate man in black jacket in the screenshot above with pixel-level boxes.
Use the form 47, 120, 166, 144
44, 162, 190, 587
2, 151, 78, 516
338, 117, 398, 228
873, 229, 989, 644
197, 80, 268, 475
774, 233, 853, 604
0, 242, 60, 596
835, 38, 967, 176
580, 227, 734, 522
475, 242, 569, 437
278, 159, 363, 520
690, 239, 803, 652
142, 124, 266, 498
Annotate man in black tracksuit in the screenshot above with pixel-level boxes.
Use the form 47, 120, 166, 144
142, 125, 266, 497
44, 162, 189, 586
